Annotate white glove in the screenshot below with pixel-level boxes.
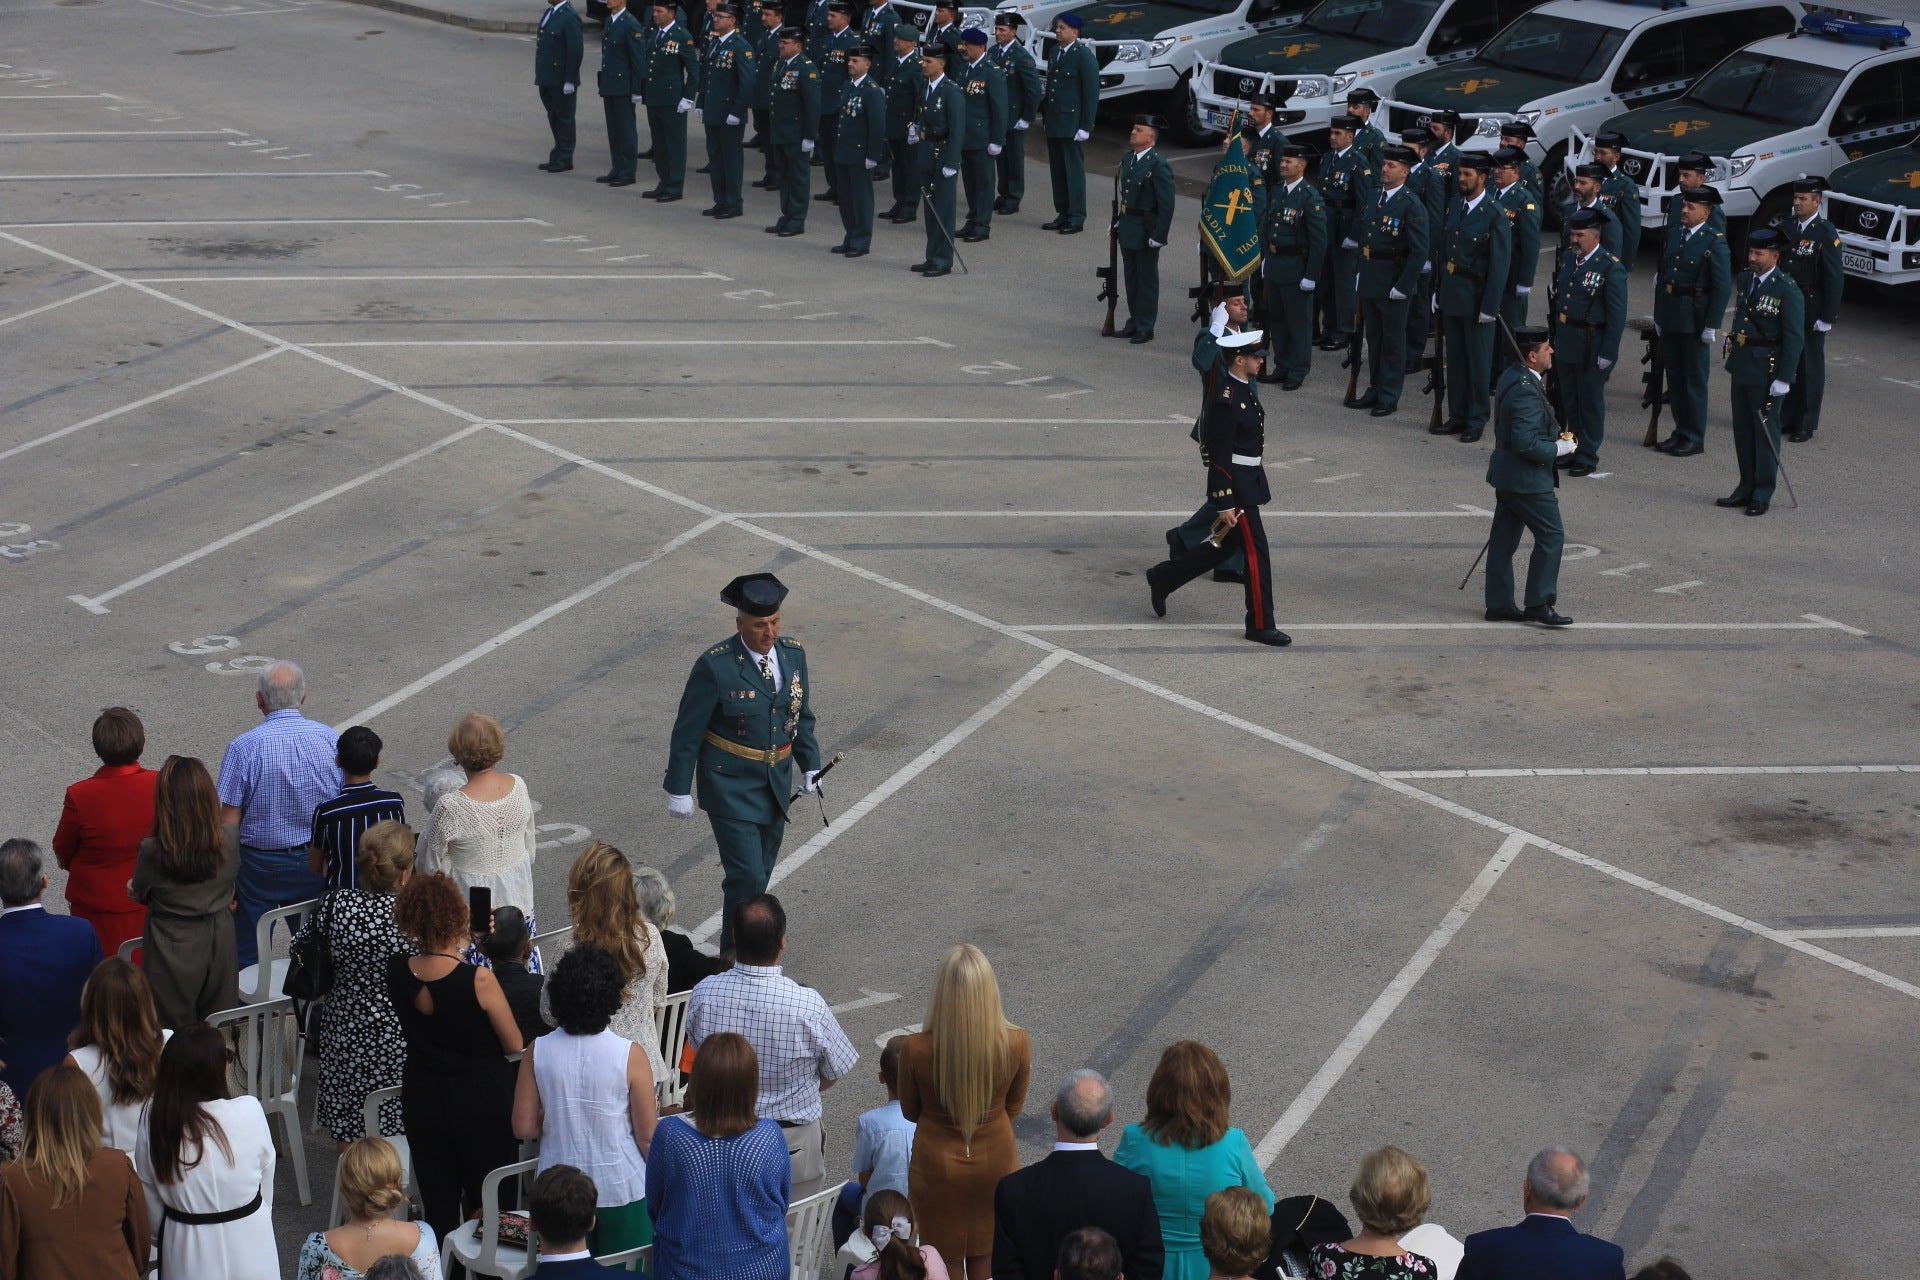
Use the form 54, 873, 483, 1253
907, 123, 920, 144
1700, 327, 1716, 344
1209, 302, 1228, 335
801, 138, 815, 154
1477, 312, 1494, 324
799, 769, 822, 794
1014, 118, 1029, 131
1073, 128, 1089, 142
988, 142, 1002, 156
1299, 279, 1315, 292
942, 166, 957, 177
667, 793, 695, 819
1422, 260, 1431, 272
1389, 287, 1406, 301
678, 97, 693, 113
1340, 237, 1357, 249
1813, 319, 1831, 333
1555, 438, 1577, 457
1654, 323, 1662, 337
1596, 356, 1613, 371
632, 94, 643, 104
563, 83, 576, 94
1768, 379, 1790, 397
1148, 238, 1163, 249
1515, 285, 1531, 297
864, 157, 876, 169
726, 113, 740, 125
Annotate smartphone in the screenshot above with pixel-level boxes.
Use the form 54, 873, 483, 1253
469, 885, 492, 935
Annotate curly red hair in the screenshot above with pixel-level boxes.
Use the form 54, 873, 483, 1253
393, 872, 470, 949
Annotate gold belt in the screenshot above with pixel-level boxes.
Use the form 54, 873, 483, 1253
704, 731, 791, 764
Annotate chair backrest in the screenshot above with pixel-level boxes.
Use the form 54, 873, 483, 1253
116, 937, 140, 962
530, 923, 573, 953
241, 897, 318, 1002
207, 996, 301, 1106
360, 1084, 404, 1141
461, 1156, 540, 1280
657, 989, 694, 1107
597, 1243, 653, 1273
786, 1181, 848, 1280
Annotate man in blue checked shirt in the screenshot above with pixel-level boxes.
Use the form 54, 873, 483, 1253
216, 660, 340, 967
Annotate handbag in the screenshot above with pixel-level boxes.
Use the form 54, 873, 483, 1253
283, 891, 337, 1004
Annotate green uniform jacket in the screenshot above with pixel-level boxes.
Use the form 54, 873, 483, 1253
862, 3, 903, 67
1552, 247, 1628, 365
1356, 183, 1428, 299
1724, 268, 1805, 386
536, 1, 584, 88
1261, 178, 1327, 286
640, 22, 700, 107
818, 27, 857, 113
959, 55, 1008, 150
1428, 141, 1461, 199
1117, 146, 1175, 249
1407, 163, 1446, 254
598, 8, 645, 97
1783, 214, 1843, 325
1653, 224, 1731, 336
1042, 38, 1099, 139
1487, 365, 1558, 493
1495, 181, 1541, 299
1353, 120, 1386, 167
1315, 145, 1376, 242
921, 74, 966, 171
1245, 123, 1288, 189
1601, 168, 1641, 268
699, 30, 754, 123
926, 21, 967, 67
802, 0, 831, 57
989, 40, 1043, 129
665, 635, 821, 825
750, 23, 782, 109
833, 75, 887, 163
768, 53, 822, 145
1517, 157, 1543, 201
885, 50, 922, 139
1437, 193, 1512, 318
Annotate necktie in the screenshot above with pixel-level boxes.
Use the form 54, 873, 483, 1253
759, 655, 776, 687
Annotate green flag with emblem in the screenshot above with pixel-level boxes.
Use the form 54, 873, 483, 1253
1199, 135, 1261, 283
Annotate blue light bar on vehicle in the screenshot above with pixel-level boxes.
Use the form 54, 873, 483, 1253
1799, 12, 1911, 43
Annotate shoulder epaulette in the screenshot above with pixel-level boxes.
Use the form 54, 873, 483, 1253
707, 643, 731, 657
779, 636, 804, 650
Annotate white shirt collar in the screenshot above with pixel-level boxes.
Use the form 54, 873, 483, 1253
542, 1249, 594, 1261
0, 902, 45, 917
1227, 370, 1249, 385
1284, 177, 1301, 193
1334, 144, 1351, 158
927, 73, 944, 89
851, 72, 866, 84
1053, 1141, 1100, 1151
1463, 191, 1484, 213
1132, 146, 1152, 159
1380, 182, 1403, 198
1752, 267, 1772, 285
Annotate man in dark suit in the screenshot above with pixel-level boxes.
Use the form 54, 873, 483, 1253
992, 1069, 1164, 1280
531, 1164, 623, 1276
0, 838, 104, 1099
1458, 1147, 1625, 1280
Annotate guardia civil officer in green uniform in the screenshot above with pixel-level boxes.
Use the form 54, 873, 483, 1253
926, 0, 967, 65
1349, 143, 1429, 417
639, 0, 700, 201
882, 24, 923, 222
1499, 121, 1544, 200
990, 14, 1042, 215
1484, 326, 1575, 626
765, 26, 821, 236
862, 0, 904, 56
1427, 108, 1463, 201
1433, 152, 1510, 440
1557, 164, 1622, 268
596, 0, 645, 187
1781, 177, 1843, 442
1551, 206, 1627, 476
749, 0, 785, 171
1041, 13, 1099, 234
1652, 187, 1731, 456
535, 0, 585, 173
1590, 130, 1641, 272
1345, 87, 1386, 166
1112, 114, 1177, 344
913, 42, 966, 277
814, 2, 859, 204
1242, 93, 1290, 196
1315, 114, 1376, 350
1717, 226, 1803, 516
956, 30, 1008, 241
1666, 152, 1727, 236
665, 573, 823, 956
1489, 146, 1542, 389
802, 0, 831, 56
1258, 143, 1326, 391
831, 45, 887, 256
699, 2, 754, 218
1168, 284, 1252, 579
1399, 127, 1443, 379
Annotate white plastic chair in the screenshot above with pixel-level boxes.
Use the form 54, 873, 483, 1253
598, 1243, 652, 1272
657, 989, 693, 1108
787, 1181, 847, 1280
328, 1085, 413, 1226
235, 897, 317, 1004
208, 996, 312, 1206
440, 1156, 538, 1280
116, 937, 141, 962
529, 923, 573, 951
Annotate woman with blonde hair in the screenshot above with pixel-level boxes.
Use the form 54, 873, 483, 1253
0, 1062, 150, 1279
65, 956, 171, 1154
897, 943, 1032, 1280
1200, 1187, 1271, 1280
129, 755, 240, 1028
541, 842, 670, 1084
296, 1137, 441, 1279
416, 714, 539, 959
1309, 1146, 1440, 1279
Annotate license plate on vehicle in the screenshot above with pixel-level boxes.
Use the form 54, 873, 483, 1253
1206, 110, 1228, 128
1842, 249, 1874, 273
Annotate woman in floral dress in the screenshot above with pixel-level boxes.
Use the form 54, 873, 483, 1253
1308, 1147, 1440, 1279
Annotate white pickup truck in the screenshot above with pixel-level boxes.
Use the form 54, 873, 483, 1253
1826, 132, 1920, 281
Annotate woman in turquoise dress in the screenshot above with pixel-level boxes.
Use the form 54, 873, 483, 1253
1114, 1041, 1274, 1280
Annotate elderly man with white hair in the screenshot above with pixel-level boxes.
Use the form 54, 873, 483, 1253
216, 660, 340, 967
1457, 1146, 1625, 1280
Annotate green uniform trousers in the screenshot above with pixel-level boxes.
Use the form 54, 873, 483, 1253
819, 116, 840, 196
922, 164, 958, 268
706, 123, 746, 213
1403, 272, 1430, 376
1361, 295, 1409, 407
1121, 245, 1159, 336
603, 96, 639, 181
887, 139, 920, 216
1485, 489, 1563, 612
1783, 326, 1826, 435
709, 812, 787, 956
835, 161, 874, 250
646, 106, 688, 194
1660, 332, 1712, 448
1047, 137, 1086, 226
1442, 314, 1494, 432
1265, 278, 1314, 383
1326, 243, 1359, 340
540, 86, 578, 167
1558, 358, 1611, 467
1729, 379, 1783, 504
777, 141, 811, 227
961, 147, 994, 229
996, 128, 1026, 205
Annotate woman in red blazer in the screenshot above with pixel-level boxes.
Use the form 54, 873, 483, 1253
52, 708, 157, 955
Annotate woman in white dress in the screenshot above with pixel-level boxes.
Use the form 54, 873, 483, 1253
65, 956, 172, 1154
135, 1024, 276, 1280
297, 1136, 441, 1280
539, 842, 670, 1086
416, 714, 539, 964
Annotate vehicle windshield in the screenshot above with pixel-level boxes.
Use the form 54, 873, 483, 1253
1157, 0, 1242, 15
1476, 13, 1625, 82
1302, 0, 1444, 45
1681, 52, 1845, 128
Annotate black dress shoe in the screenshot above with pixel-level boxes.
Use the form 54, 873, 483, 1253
540, 162, 555, 170
1787, 429, 1813, 442
960, 230, 990, 242
843, 248, 868, 258
608, 177, 636, 187
745, 134, 764, 147
637, 150, 655, 160
1040, 217, 1067, 230
1485, 605, 1526, 622
1665, 441, 1704, 457
1281, 380, 1303, 391
1058, 224, 1083, 235
830, 244, 849, 253
715, 208, 743, 219
640, 188, 663, 198
1129, 332, 1154, 345
1457, 430, 1482, 443
1344, 395, 1377, 410
751, 178, 779, 189
1429, 420, 1463, 435
1714, 493, 1750, 508
1212, 568, 1245, 584
695, 164, 711, 174
776, 226, 804, 236
889, 210, 919, 223
1369, 403, 1396, 417
701, 205, 722, 216
1745, 501, 1770, 516
814, 192, 839, 203
1567, 462, 1596, 477
1523, 605, 1574, 627
1317, 337, 1347, 351
654, 193, 681, 204
1245, 628, 1292, 647
1148, 575, 1168, 618
921, 265, 951, 277
596, 174, 618, 183
543, 163, 573, 173
1554, 454, 1574, 468
910, 260, 931, 272
765, 224, 787, 233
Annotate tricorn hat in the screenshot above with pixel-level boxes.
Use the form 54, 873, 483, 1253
721, 573, 788, 616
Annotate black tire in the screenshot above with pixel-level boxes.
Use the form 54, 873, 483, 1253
1736, 186, 1795, 255
1167, 73, 1214, 148
1541, 143, 1570, 230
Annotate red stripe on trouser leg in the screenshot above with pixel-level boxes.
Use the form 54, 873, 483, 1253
1237, 513, 1265, 628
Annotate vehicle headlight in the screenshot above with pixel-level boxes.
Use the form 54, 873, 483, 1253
1728, 153, 1755, 179
1294, 76, 1329, 99
1516, 109, 1541, 125
1113, 40, 1149, 63
1331, 71, 1357, 95
1149, 36, 1177, 58
961, 6, 991, 27
1474, 117, 1503, 138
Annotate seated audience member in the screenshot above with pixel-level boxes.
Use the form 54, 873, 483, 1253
1200, 1187, 1271, 1280
0, 837, 104, 1099
541, 843, 670, 1086
297, 1136, 441, 1279
513, 944, 657, 1257
53, 706, 157, 955
131, 757, 241, 1029
1630, 1262, 1691, 1280
307, 725, 406, 892
65, 956, 171, 1154
993, 1068, 1162, 1280
1114, 1042, 1273, 1280
1309, 1147, 1437, 1278
633, 864, 726, 994
1263, 1194, 1353, 1278
1457, 1147, 1625, 1280
0, 1061, 149, 1280
852, 1188, 952, 1280
835, 1034, 917, 1248
483, 905, 549, 1045
366, 1257, 428, 1280
646, 1031, 791, 1280
530, 1164, 622, 1277
1057, 1227, 1125, 1280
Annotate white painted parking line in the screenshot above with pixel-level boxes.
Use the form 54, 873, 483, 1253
0, 281, 119, 327
503, 418, 1183, 426
1781, 926, 1920, 940
0, 130, 234, 137
66, 423, 493, 615
735, 509, 1490, 518
134, 273, 734, 283
1381, 764, 1920, 779
1, 218, 551, 228
0, 94, 120, 99
1016, 620, 1863, 633
688, 650, 1070, 946
1253, 833, 1531, 1167
0, 171, 384, 181
0, 347, 285, 466
298, 337, 953, 349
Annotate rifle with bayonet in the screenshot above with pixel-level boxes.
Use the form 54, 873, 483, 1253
1098, 161, 1121, 335
1631, 315, 1662, 446
1426, 300, 1447, 431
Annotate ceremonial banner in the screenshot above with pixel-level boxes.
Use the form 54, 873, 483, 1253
1199, 135, 1261, 283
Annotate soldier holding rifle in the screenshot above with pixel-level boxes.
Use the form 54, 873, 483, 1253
1108, 115, 1176, 344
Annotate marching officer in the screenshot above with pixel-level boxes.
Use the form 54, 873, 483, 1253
913, 41, 966, 277
956, 29, 1008, 242
639, 0, 700, 202
665, 573, 823, 958
1557, 164, 1622, 267
749, 0, 784, 169
1652, 187, 1731, 457
1427, 108, 1463, 199
1349, 143, 1428, 417
1490, 146, 1541, 385
1667, 152, 1727, 235
1315, 114, 1375, 351
765, 26, 821, 236
1498, 120, 1544, 199
881, 24, 923, 223
926, 0, 966, 64
831, 44, 887, 257
596, 0, 644, 187
1113, 114, 1176, 344
814, 1, 859, 204
535, 0, 584, 174
1146, 329, 1292, 648
1242, 93, 1289, 193
1433, 152, 1511, 441
1718, 226, 1803, 516
990, 14, 1042, 215
699, 2, 754, 219
1345, 87, 1386, 166
1551, 207, 1627, 477
1258, 143, 1326, 391
1168, 285, 1253, 581
1781, 177, 1843, 442
1590, 130, 1642, 272
1399, 127, 1443, 380
1484, 326, 1575, 627
1041, 13, 1099, 234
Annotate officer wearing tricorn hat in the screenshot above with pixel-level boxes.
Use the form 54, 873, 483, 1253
665, 574, 824, 955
